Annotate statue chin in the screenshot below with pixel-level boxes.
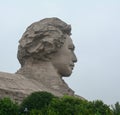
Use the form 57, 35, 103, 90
63, 74, 72, 77
60, 71, 72, 77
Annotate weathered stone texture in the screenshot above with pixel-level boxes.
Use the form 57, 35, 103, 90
0, 18, 84, 102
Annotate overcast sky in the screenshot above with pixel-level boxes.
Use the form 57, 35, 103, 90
0, 0, 120, 105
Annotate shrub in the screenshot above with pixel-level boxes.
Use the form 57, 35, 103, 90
0, 92, 116, 115
48, 95, 113, 115
19, 91, 55, 114
111, 102, 120, 115
0, 97, 19, 115
88, 100, 113, 115
48, 95, 89, 115
18, 91, 113, 115
29, 109, 43, 115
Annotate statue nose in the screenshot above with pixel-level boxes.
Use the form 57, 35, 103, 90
73, 53, 77, 63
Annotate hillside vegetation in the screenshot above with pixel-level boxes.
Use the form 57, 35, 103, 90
0, 91, 120, 115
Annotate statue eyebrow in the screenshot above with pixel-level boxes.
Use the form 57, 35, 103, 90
68, 45, 75, 50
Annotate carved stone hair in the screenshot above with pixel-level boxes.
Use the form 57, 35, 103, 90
17, 17, 71, 66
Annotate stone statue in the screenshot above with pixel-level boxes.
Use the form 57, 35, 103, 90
0, 18, 80, 102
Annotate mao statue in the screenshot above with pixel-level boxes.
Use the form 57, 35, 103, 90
0, 18, 80, 102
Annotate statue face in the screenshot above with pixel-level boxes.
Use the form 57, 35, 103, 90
51, 35, 77, 77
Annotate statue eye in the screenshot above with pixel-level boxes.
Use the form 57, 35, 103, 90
69, 47, 74, 51
68, 44, 75, 51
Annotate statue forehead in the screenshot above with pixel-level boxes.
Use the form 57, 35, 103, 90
66, 35, 75, 48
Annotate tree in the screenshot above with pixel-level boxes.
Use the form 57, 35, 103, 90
0, 97, 19, 115
111, 102, 120, 115
19, 91, 55, 114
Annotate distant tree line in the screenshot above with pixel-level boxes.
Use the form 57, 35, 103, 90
0, 91, 120, 115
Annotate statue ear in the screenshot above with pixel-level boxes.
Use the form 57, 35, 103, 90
43, 39, 56, 53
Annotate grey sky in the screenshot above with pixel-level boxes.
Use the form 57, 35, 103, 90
0, 0, 120, 105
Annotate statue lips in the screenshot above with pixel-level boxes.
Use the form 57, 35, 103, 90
70, 64, 74, 70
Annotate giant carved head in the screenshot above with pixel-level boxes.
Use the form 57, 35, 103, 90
17, 18, 77, 76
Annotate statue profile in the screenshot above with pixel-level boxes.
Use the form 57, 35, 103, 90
0, 18, 80, 102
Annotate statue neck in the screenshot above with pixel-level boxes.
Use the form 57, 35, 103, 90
16, 59, 74, 96
17, 59, 60, 78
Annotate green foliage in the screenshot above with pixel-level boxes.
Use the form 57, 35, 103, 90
28, 109, 58, 115
0, 97, 19, 115
88, 100, 113, 115
0, 92, 119, 115
46, 107, 59, 115
19, 91, 55, 114
29, 109, 43, 115
48, 95, 87, 115
47, 96, 112, 115
111, 102, 120, 115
